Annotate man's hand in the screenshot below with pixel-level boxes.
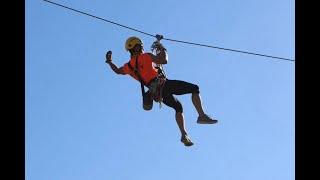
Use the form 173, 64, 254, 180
105, 51, 112, 63
105, 51, 124, 75
155, 34, 163, 41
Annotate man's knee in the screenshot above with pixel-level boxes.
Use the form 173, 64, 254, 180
192, 84, 200, 94
174, 101, 183, 113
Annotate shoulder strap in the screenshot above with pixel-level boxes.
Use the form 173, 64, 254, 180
127, 56, 146, 97
127, 56, 147, 85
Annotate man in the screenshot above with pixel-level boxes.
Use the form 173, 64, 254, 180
105, 36, 218, 146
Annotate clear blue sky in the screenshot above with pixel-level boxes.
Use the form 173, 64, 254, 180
26, 0, 295, 180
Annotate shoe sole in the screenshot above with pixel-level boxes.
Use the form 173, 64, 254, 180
181, 141, 194, 146
184, 143, 194, 146
197, 120, 218, 124
181, 138, 194, 146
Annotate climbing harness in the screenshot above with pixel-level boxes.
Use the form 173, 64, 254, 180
148, 77, 166, 104
149, 35, 167, 108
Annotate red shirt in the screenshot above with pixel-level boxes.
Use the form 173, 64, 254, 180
121, 53, 158, 85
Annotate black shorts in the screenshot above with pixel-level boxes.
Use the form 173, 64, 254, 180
161, 79, 200, 113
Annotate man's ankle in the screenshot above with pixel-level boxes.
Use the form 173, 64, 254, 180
181, 133, 188, 137
198, 113, 206, 117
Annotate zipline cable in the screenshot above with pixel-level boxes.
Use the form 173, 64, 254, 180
43, 0, 295, 62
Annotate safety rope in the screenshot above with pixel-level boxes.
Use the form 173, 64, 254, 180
43, 0, 295, 62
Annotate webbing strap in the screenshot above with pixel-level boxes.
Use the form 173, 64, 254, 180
127, 55, 146, 97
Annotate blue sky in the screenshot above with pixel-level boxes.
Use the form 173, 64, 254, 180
26, 0, 295, 180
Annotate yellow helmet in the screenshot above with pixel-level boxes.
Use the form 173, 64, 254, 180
125, 36, 143, 51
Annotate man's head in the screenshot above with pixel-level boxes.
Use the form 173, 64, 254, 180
125, 36, 143, 56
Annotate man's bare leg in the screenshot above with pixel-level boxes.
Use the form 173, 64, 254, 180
175, 112, 187, 136
192, 93, 218, 124
176, 112, 193, 146
191, 93, 205, 116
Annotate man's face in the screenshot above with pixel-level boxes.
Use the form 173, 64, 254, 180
132, 44, 142, 53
